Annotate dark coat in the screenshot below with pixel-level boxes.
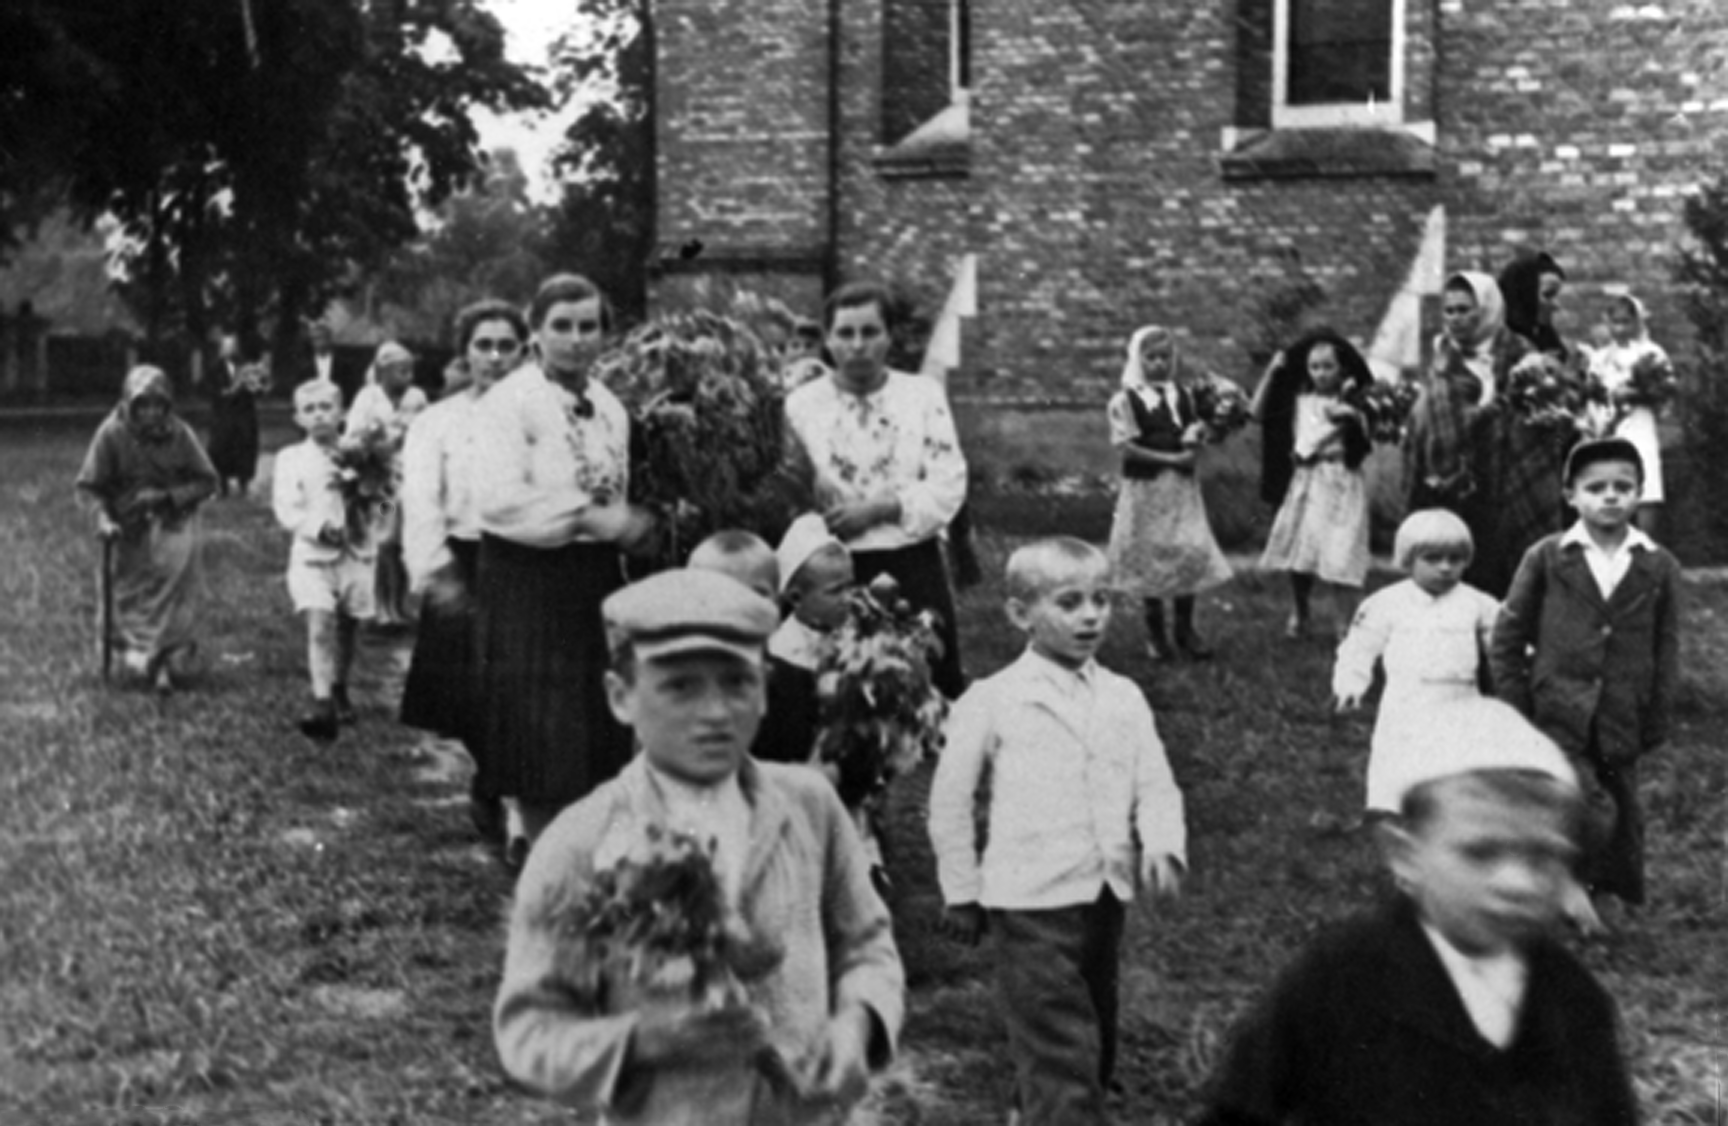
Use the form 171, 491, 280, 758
1489, 532, 1682, 762
1196, 897, 1638, 1126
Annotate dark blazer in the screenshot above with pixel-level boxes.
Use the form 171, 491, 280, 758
1196, 897, 1638, 1126
1489, 532, 1681, 762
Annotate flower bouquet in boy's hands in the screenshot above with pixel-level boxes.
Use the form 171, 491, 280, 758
1342, 376, 1421, 444
1504, 352, 1603, 431
330, 420, 396, 541
594, 308, 791, 565
814, 574, 949, 808
1186, 376, 1252, 444
548, 824, 794, 1084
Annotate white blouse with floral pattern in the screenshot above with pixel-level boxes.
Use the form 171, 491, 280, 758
472, 364, 630, 549
783, 370, 966, 553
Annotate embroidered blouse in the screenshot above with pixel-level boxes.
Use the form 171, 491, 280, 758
472, 364, 630, 549
783, 371, 966, 552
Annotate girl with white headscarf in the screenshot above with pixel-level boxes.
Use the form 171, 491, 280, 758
1104, 325, 1233, 660
1587, 292, 1669, 530
75, 366, 220, 693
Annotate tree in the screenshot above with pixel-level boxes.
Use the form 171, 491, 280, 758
1673, 175, 1728, 555
371, 148, 551, 342
544, 0, 655, 325
3, 0, 549, 363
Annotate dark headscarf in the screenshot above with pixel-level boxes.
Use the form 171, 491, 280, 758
1497, 251, 1566, 356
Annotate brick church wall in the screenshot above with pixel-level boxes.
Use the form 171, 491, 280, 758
654, 0, 1728, 397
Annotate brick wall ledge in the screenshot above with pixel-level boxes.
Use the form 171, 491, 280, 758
1220, 127, 1437, 182
872, 141, 970, 181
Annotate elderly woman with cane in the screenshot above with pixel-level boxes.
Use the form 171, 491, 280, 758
75, 365, 219, 693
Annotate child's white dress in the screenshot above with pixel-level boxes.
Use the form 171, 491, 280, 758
1104, 385, 1233, 598
1587, 339, 1668, 503
1259, 393, 1370, 586
1332, 578, 1500, 810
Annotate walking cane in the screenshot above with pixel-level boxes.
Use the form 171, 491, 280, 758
99, 529, 116, 683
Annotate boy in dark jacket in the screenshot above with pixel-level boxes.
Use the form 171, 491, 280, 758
1490, 436, 1681, 908
1196, 698, 1638, 1126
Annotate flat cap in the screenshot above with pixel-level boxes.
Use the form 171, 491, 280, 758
1563, 435, 1643, 486
1379, 697, 1578, 810
603, 568, 778, 664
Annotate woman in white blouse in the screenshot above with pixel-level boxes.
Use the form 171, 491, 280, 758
399, 300, 526, 845
471, 275, 656, 864
783, 282, 969, 696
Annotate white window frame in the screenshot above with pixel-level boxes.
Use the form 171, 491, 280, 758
1272, 0, 1405, 129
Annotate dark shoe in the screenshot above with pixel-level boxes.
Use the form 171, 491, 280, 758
469, 794, 504, 844
1176, 631, 1215, 661
299, 701, 339, 742
1145, 632, 1175, 662
332, 685, 357, 726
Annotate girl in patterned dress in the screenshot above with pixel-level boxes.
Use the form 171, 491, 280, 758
1105, 325, 1233, 661
1252, 330, 1373, 639
471, 274, 657, 867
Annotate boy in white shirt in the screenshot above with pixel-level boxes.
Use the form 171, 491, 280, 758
272, 379, 376, 741
928, 536, 1185, 1125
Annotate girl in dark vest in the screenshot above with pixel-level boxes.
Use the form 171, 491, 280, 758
1105, 325, 1232, 660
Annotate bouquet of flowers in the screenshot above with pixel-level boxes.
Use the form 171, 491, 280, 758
1614, 351, 1679, 412
593, 309, 791, 564
1342, 376, 1421, 444
1186, 376, 1252, 444
230, 357, 273, 395
549, 826, 750, 1004
330, 420, 396, 540
1503, 352, 1605, 431
814, 574, 949, 807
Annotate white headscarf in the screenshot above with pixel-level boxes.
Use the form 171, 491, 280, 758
1120, 325, 1180, 391
1443, 271, 1508, 398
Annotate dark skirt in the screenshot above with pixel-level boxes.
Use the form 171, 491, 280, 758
400, 538, 478, 741
474, 535, 634, 808
852, 538, 965, 699
206, 390, 259, 484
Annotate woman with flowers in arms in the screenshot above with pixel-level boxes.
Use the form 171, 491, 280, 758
782, 281, 969, 698
472, 273, 656, 865
1403, 270, 1579, 598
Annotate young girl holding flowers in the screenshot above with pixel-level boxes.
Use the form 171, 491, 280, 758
1586, 292, 1673, 535
1105, 325, 1233, 660
1252, 330, 1373, 639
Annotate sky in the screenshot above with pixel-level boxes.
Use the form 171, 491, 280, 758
472, 0, 587, 203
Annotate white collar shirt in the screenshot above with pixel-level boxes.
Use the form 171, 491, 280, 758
1561, 521, 1655, 601
1420, 921, 1530, 1050
928, 648, 1186, 910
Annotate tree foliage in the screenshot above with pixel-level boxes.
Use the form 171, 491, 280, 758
544, 0, 654, 325
371, 148, 550, 342
3, 0, 548, 360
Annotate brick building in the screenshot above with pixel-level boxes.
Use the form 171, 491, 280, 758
649, 0, 1728, 397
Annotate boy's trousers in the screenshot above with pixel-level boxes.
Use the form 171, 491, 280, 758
990, 890, 1125, 1125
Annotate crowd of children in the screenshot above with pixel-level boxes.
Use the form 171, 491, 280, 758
84, 261, 1693, 1125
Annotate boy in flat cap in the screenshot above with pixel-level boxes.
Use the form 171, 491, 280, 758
1197, 697, 1638, 1126
494, 568, 904, 1125
1490, 436, 1681, 914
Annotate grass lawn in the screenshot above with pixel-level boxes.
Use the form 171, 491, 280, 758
1, 422, 1723, 1125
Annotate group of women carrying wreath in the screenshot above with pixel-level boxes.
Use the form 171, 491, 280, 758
73, 254, 1676, 860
